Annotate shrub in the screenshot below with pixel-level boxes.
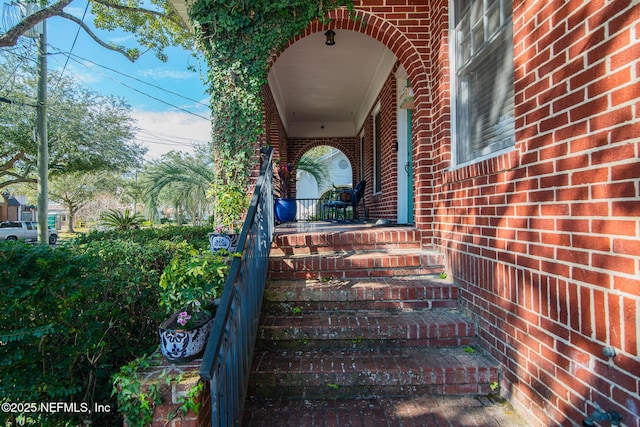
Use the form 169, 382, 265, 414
73, 225, 215, 250
158, 241, 230, 314
0, 226, 212, 426
100, 209, 146, 230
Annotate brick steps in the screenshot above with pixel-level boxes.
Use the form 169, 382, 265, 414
263, 276, 459, 311
248, 347, 498, 399
271, 226, 424, 256
257, 309, 476, 349
242, 395, 528, 427
245, 225, 500, 421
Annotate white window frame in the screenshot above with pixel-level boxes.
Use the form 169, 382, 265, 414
450, 0, 515, 167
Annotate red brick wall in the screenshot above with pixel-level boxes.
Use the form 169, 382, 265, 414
263, 86, 286, 164
430, 1, 640, 426
123, 359, 210, 427
357, 70, 399, 221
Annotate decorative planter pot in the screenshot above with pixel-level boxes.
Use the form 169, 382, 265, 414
209, 233, 239, 253
274, 198, 297, 223
159, 310, 214, 363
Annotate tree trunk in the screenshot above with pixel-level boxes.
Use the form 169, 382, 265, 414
67, 209, 76, 233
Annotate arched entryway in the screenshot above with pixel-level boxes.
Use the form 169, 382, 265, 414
293, 145, 352, 220
266, 9, 432, 227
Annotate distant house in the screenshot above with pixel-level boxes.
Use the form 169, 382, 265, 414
0, 192, 35, 222
296, 148, 352, 199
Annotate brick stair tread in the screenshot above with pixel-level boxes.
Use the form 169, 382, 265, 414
248, 347, 498, 397
268, 249, 445, 280
258, 309, 476, 342
264, 276, 457, 302
272, 227, 423, 252
270, 242, 423, 256
242, 395, 529, 427
270, 247, 441, 262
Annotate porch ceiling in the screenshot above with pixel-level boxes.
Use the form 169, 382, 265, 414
269, 30, 396, 138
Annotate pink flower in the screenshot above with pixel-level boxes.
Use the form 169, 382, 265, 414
176, 311, 192, 327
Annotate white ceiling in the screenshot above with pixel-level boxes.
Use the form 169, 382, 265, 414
269, 30, 397, 138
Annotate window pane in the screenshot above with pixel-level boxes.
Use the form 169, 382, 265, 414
472, 22, 484, 53
455, 0, 470, 22
502, 0, 513, 20
471, 1, 483, 28
487, 2, 500, 37
459, 33, 471, 66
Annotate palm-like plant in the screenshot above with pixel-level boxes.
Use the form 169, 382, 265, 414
297, 155, 329, 188
143, 152, 216, 226
101, 209, 146, 230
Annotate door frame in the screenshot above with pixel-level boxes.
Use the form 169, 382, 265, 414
396, 68, 413, 224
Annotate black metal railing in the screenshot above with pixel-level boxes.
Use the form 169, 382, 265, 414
293, 198, 324, 221
200, 147, 274, 426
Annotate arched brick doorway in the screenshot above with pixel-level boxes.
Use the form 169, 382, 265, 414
266, 5, 438, 236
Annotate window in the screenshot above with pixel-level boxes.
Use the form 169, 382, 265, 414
373, 111, 382, 193
452, 0, 514, 165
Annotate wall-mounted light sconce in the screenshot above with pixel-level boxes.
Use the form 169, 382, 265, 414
325, 30, 336, 46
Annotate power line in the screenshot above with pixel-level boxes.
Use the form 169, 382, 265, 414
3, 42, 211, 156
53, 1, 89, 91
137, 128, 210, 144
47, 45, 209, 108
6, 43, 211, 122
44, 47, 210, 120
136, 138, 202, 148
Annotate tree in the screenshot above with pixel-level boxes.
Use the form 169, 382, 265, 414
48, 172, 114, 232
0, 58, 145, 191
142, 151, 216, 226
0, 0, 192, 62
297, 150, 330, 189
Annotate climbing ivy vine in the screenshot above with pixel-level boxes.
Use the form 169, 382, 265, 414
188, 0, 356, 221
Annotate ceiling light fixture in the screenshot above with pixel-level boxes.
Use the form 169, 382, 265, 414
325, 30, 336, 46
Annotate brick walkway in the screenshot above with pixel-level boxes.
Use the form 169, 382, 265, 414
242, 395, 530, 426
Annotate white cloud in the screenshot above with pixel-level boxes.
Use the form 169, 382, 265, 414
137, 68, 198, 80
132, 110, 212, 160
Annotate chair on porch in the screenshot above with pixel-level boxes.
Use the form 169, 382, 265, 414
323, 180, 367, 222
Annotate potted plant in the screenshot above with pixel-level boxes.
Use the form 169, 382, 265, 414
158, 300, 218, 363
208, 224, 241, 254
209, 181, 248, 251
274, 162, 297, 223
157, 242, 229, 363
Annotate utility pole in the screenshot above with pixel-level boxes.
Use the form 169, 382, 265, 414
36, 3, 48, 245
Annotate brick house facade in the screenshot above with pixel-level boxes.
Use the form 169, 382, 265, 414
264, 1, 640, 426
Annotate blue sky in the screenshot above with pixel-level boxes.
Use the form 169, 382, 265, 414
31, 0, 212, 159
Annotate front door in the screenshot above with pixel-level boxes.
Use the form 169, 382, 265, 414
406, 109, 414, 224
396, 107, 414, 224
